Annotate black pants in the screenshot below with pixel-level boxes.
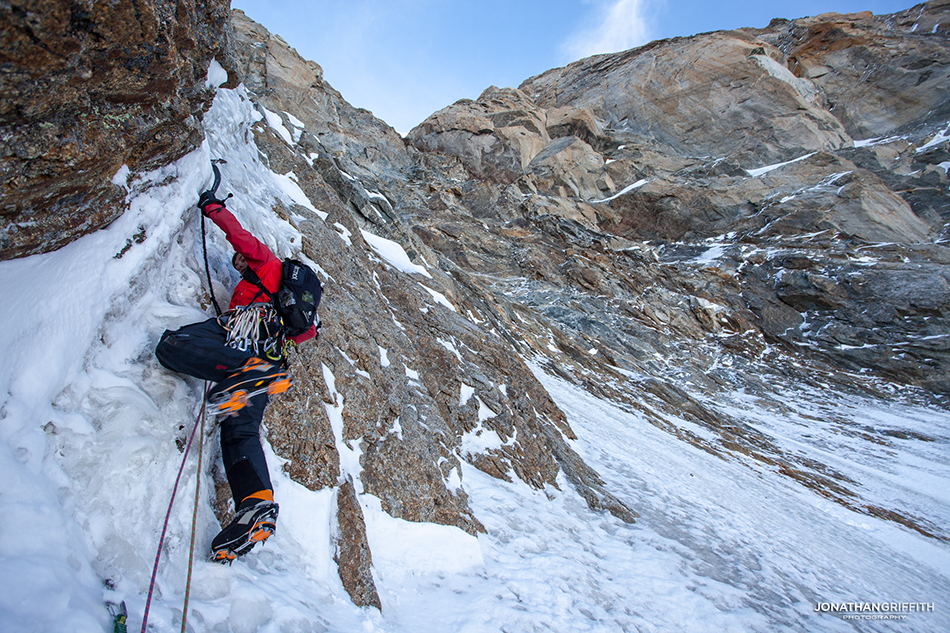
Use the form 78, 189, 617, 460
156, 318, 273, 506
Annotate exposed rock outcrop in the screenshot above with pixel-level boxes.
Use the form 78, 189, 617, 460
761, 3, 950, 138
396, 2, 949, 539
520, 33, 852, 166
335, 478, 381, 610
402, 2, 950, 404
0, 0, 233, 260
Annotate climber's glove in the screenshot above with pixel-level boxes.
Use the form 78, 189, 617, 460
197, 190, 225, 215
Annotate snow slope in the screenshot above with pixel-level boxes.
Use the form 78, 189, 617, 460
1, 75, 949, 633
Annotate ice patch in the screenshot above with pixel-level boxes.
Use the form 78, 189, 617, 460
282, 111, 304, 144
389, 417, 403, 440
112, 164, 131, 191
322, 364, 363, 488
421, 285, 456, 311
205, 59, 229, 89
437, 337, 463, 362
852, 136, 902, 148
589, 178, 649, 203
334, 223, 352, 246
460, 383, 476, 406
477, 397, 498, 423
366, 190, 390, 205
360, 230, 432, 278
261, 106, 294, 145
284, 111, 305, 129
746, 152, 817, 177
692, 245, 726, 264
445, 466, 462, 493
854, 137, 882, 148
270, 170, 327, 220
918, 123, 950, 153
460, 414, 512, 459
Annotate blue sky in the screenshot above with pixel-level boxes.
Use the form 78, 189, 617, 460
230, 0, 920, 135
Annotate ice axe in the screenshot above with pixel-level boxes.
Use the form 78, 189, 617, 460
199, 160, 231, 316
201, 160, 233, 209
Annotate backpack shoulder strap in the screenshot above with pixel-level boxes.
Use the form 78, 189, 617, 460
241, 267, 276, 303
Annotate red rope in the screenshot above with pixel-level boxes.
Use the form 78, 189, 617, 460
141, 385, 207, 633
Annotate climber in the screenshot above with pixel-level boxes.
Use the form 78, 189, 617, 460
155, 189, 318, 564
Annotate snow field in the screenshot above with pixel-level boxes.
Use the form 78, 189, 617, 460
528, 365, 950, 632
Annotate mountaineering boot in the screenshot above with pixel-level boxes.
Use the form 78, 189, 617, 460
210, 497, 279, 564
207, 357, 291, 415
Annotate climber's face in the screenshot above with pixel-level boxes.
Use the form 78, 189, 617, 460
232, 253, 248, 275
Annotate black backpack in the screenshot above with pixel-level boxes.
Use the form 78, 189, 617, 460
245, 259, 322, 337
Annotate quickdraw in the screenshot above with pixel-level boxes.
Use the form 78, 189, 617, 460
219, 303, 285, 361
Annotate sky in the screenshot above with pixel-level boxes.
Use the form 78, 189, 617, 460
230, 0, 921, 135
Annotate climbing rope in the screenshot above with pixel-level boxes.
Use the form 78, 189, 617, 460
140, 384, 208, 633
180, 386, 207, 633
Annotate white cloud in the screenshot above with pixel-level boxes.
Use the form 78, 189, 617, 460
562, 0, 655, 62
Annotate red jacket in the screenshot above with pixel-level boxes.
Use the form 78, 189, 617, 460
206, 203, 317, 344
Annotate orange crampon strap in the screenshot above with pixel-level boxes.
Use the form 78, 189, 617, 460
235, 357, 274, 374
267, 376, 292, 396
243, 490, 274, 503
212, 549, 237, 564
249, 521, 276, 544
212, 390, 249, 415
210, 520, 275, 565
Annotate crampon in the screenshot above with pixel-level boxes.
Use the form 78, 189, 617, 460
210, 500, 279, 564
207, 358, 291, 415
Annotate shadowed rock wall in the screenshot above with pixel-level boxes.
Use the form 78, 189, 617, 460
0, 0, 232, 260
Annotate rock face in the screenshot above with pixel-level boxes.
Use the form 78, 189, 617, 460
402, 1, 950, 400
519, 34, 852, 166
335, 478, 381, 610
397, 2, 949, 538
0, 0, 232, 260
228, 10, 412, 185
770, 6, 950, 138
